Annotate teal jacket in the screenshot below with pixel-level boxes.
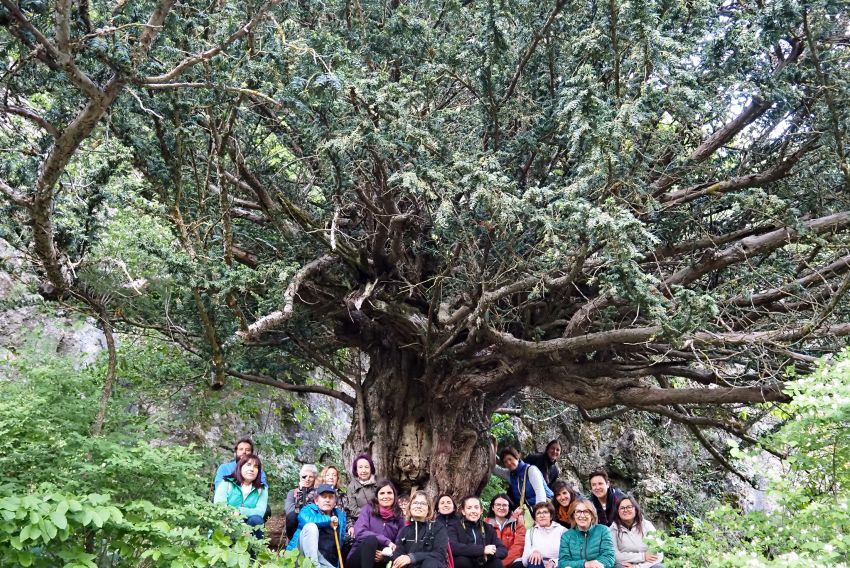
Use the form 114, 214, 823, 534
558, 524, 615, 568
213, 476, 269, 518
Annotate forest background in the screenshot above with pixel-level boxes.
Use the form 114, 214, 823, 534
1, 0, 850, 565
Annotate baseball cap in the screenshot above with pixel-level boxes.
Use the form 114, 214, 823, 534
316, 483, 338, 496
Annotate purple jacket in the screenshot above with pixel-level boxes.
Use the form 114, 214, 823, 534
347, 503, 405, 560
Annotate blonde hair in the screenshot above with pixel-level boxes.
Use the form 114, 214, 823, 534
568, 498, 598, 526
407, 490, 434, 522
317, 465, 343, 489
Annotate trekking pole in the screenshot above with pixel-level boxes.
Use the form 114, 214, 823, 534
333, 523, 345, 568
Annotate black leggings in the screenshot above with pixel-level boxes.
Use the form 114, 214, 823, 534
347, 535, 384, 568
454, 556, 503, 568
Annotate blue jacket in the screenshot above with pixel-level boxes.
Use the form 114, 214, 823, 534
214, 460, 268, 489
287, 503, 348, 555
510, 461, 553, 507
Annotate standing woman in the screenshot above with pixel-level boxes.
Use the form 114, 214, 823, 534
392, 489, 449, 568
608, 496, 664, 568
557, 498, 615, 568
549, 482, 580, 528
448, 496, 507, 568
521, 502, 566, 568
348, 479, 405, 568
524, 440, 561, 488
497, 447, 553, 510
214, 454, 268, 538
348, 454, 378, 529
486, 494, 525, 568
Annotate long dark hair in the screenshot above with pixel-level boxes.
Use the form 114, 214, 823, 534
550, 480, 580, 515
234, 454, 264, 489
611, 494, 645, 538
369, 479, 402, 518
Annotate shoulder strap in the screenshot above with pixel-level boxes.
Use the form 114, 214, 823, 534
518, 465, 529, 510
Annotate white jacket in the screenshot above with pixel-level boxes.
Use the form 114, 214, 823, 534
521, 523, 566, 566
609, 519, 663, 568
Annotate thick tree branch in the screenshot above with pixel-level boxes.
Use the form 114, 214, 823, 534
143, 0, 282, 84
660, 138, 818, 207
0, 0, 103, 101
1, 104, 61, 137
730, 253, 850, 307
225, 368, 356, 406
664, 211, 850, 289
238, 255, 338, 341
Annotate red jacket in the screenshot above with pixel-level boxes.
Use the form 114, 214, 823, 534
486, 518, 525, 566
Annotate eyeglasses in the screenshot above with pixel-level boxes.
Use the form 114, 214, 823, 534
411, 501, 428, 507
618, 506, 634, 512
573, 510, 591, 516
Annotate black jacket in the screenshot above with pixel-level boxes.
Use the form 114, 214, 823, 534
393, 520, 449, 567
589, 486, 625, 526
524, 453, 559, 486
448, 519, 507, 560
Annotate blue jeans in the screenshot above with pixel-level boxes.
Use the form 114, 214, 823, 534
245, 514, 265, 540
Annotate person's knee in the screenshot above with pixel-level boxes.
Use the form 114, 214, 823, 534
301, 523, 319, 538
420, 558, 443, 568
245, 515, 264, 527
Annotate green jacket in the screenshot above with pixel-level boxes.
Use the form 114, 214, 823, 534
213, 476, 268, 518
558, 524, 615, 568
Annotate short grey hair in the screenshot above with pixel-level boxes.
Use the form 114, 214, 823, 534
300, 464, 319, 476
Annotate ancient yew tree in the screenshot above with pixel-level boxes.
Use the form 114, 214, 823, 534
1, 0, 849, 494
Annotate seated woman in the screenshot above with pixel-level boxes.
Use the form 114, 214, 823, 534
550, 482, 580, 528
608, 495, 664, 568
348, 479, 405, 568
521, 502, 566, 568
558, 499, 615, 568
348, 454, 378, 529
213, 453, 268, 539
392, 489, 449, 568
485, 494, 525, 568
434, 494, 458, 530
286, 464, 319, 539
448, 496, 507, 568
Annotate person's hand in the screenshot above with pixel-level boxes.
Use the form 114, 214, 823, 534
348, 525, 355, 537
510, 508, 523, 521
584, 561, 604, 568
392, 555, 412, 568
330, 516, 339, 529
621, 563, 634, 568
645, 552, 659, 563
529, 551, 543, 564
374, 551, 384, 561
388, 542, 397, 552
484, 545, 497, 556
545, 560, 557, 568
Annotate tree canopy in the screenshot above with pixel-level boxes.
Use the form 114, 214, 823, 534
1, 0, 849, 491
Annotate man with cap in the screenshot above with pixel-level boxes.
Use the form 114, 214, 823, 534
287, 483, 348, 568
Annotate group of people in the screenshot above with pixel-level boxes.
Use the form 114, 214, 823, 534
212, 438, 663, 568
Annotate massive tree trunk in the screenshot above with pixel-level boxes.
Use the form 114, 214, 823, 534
343, 347, 504, 498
